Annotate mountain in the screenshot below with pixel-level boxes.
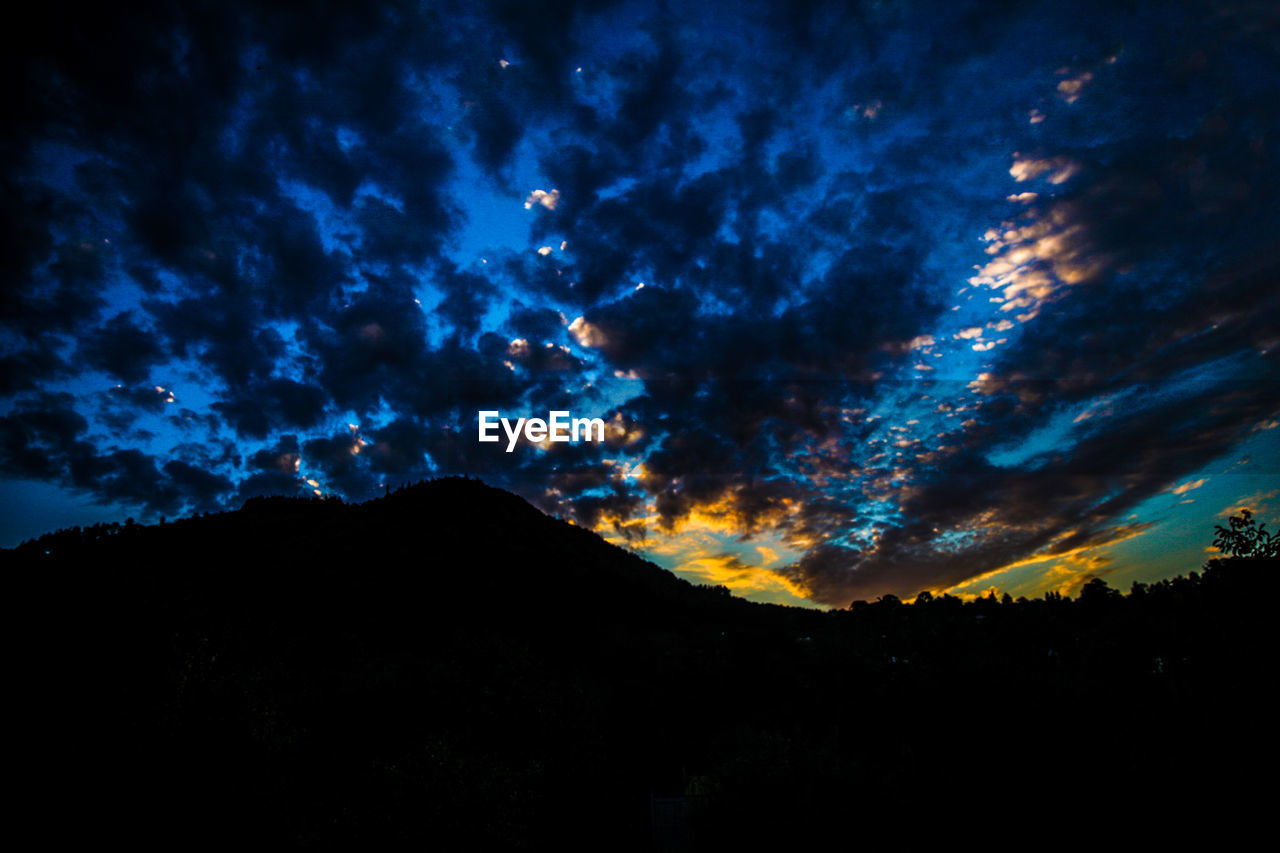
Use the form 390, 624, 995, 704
6, 478, 1276, 849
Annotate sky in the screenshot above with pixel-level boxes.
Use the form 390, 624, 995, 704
3, 0, 1277, 607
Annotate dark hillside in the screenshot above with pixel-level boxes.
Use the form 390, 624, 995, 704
6, 478, 1277, 849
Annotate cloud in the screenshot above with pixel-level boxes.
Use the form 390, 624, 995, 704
524, 189, 561, 210
1170, 478, 1209, 496
0, 391, 239, 516
77, 312, 164, 384
674, 551, 811, 604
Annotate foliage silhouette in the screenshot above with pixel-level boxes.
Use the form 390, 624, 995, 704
1212, 508, 1279, 558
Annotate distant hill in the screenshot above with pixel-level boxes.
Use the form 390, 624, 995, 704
6, 478, 1277, 849
10, 476, 769, 622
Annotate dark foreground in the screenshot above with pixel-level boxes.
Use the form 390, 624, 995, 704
7, 478, 1276, 849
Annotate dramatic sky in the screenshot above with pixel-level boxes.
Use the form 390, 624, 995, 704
4, 0, 1277, 606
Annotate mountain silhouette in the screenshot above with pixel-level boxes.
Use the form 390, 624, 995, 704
6, 477, 1276, 849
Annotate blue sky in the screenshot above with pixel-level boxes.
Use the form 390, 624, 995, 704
3, 0, 1276, 606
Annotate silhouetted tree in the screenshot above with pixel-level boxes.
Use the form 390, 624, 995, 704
1079, 577, 1120, 604
1212, 509, 1278, 558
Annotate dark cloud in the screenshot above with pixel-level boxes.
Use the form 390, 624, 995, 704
0, 393, 87, 478
96, 385, 175, 432
235, 470, 310, 504
506, 304, 567, 342
65, 447, 175, 514
77, 312, 164, 384
507, 342, 584, 373
248, 435, 301, 475
434, 267, 493, 340
0, 344, 66, 395
565, 485, 647, 538
237, 435, 306, 502
149, 294, 287, 390
104, 384, 172, 414
162, 460, 234, 513
303, 430, 379, 500
366, 418, 433, 475
0, 391, 242, 517
2, 237, 107, 341
213, 379, 328, 439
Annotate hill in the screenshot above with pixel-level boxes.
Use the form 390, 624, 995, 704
5, 478, 1277, 849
